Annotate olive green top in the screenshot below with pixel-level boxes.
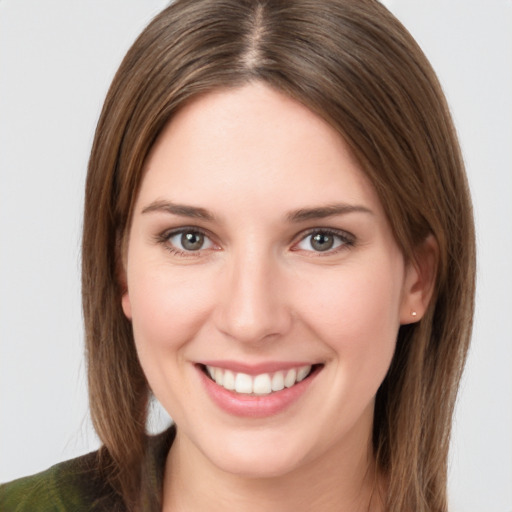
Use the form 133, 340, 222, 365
0, 427, 175, 512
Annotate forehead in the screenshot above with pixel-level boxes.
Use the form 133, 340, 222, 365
137, 82, 382, 218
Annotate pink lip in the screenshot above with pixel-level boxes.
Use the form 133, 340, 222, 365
196, 363, 322, 418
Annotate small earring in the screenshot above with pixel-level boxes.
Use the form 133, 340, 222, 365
411, 311, 417, 317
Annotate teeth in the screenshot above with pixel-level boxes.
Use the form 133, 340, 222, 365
205, 365, 312, 395
284, 369, 297, 388
214, 367, 224, 386
297, 366, 310, 382
253, 373, 272, 395
271, 372, 285, 392
223, 370, 235, 391
235, 373, 253, 394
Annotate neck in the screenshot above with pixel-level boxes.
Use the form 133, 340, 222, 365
162, 427, 384, 512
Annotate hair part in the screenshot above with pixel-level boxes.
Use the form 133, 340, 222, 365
82, 1, 475, 510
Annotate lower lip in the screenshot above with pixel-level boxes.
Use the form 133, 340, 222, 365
197, 365, 321, 418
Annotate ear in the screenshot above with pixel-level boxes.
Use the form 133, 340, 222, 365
121, 291, 132, 320
117, 233, 132, 320
400, 234, 439, 324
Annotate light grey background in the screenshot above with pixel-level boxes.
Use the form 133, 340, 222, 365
1, 1, 511, 511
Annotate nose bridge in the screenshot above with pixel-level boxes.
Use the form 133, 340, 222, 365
215, 244, 291, 343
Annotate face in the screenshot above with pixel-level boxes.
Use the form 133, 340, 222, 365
122, 83, 422, 479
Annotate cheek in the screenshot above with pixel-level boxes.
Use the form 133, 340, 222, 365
296, 260, 403, 373
126, 262, 215, 358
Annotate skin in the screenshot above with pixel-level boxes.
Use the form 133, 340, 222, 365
121, 83, 434, 511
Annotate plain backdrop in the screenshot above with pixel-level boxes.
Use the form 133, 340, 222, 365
0, 1, 511, 511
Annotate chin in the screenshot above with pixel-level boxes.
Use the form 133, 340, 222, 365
199, 427, 311, 479
214, 450, 305, 480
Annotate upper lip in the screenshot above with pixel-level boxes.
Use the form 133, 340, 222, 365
197, 360, 321, 375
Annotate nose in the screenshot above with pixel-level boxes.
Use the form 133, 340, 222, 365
213, 248, 293, 344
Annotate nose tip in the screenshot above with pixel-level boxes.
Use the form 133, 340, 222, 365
214, 257, 292, 344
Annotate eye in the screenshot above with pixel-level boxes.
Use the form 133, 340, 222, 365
162, 229, 216, 253
294, 229, 354, 253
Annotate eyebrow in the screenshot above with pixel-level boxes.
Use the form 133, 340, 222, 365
141, 200, 373, 222
286, 203, 373, 222
141, 200, 215, 221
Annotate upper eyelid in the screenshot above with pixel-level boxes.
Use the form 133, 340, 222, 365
156, 225, 355, 249
160, 225, 214, 240
293, 227, 355, 243
156, 227, 219, 257
290, 228, 356, 255
155, 226, 218, 250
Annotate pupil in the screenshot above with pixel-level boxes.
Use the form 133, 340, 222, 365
181, 232, 204, 251
311, 233, 333, 251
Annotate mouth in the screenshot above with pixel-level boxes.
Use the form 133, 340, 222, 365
199, 363, 322, 396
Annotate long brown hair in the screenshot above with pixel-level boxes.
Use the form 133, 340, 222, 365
82, 1, 476, 510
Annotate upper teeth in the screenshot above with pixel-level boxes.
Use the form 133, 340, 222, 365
205, 365, 312, 395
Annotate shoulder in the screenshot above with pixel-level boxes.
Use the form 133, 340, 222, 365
0, 426, 176, 512
0, 450, 121, 512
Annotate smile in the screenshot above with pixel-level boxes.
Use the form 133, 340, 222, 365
204, 365, 313, 395
197, 362, 322, 417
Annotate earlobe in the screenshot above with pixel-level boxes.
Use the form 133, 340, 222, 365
117, 234, 132, 320
400, 234, 439, 324
121, 291, 132, 320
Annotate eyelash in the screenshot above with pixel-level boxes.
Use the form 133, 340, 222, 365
292, 228, 355, 255
155, 227, 216, 258
155, 227, 356, 257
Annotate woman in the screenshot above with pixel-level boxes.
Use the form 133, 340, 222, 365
0, 0, 475, 511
